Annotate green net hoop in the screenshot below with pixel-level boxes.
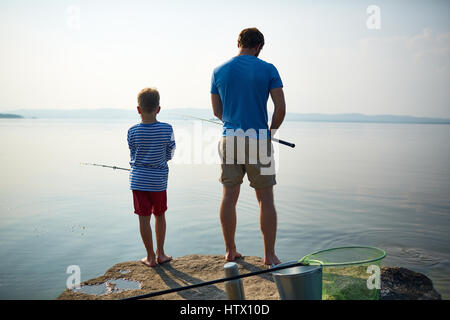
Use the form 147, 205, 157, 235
300, 246, 386, 267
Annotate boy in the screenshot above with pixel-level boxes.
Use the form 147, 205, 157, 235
128, 88, 176, 267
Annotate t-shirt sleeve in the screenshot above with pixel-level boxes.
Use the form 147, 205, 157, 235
210, 71, 219, 94
166, 126, 176, 161
269, 64, 283, 90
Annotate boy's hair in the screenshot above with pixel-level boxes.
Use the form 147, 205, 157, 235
238, 28, 265, 49
137, 88, 160, 113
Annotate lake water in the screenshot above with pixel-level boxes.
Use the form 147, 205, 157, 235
0, 118, 449, 299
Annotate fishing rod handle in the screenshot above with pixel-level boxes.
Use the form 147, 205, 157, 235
272, 138, 295, 148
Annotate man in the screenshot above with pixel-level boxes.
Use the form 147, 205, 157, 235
210, 27, 286, 265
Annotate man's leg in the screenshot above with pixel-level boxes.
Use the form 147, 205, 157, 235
255, 186, 281, 265
220, 184, 242, 261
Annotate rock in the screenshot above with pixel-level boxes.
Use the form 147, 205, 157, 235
57, 254, 441, 300
380, 266, 441, 300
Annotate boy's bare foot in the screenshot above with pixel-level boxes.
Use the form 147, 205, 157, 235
264, 254, 281, 266
140, 257, 157, 267
157, 254, 172, 265
225, 250, 242, 262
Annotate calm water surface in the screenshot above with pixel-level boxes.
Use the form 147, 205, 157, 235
0, 119, 449, 299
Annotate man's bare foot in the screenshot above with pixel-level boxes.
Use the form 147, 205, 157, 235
157, 254, 172, 265
140, 257, 157, 267
264, 254, 281, 266
225, 250, 242, 262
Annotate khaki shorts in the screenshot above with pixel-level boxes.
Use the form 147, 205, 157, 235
218, 136, 276, 189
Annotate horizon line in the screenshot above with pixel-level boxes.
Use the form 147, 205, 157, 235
2, 107, 450, 120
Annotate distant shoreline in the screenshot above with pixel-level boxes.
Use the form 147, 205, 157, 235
2, 108, 450, 124
284, 119, 450, 125
0, 113, 23, 119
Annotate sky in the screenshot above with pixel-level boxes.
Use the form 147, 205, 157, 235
0, 0, 449, 117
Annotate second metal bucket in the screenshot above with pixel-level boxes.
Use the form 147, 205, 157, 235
272, 261, 323, 300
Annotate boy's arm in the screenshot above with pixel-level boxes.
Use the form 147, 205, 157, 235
127, 129, 135, 160
211, 94, 223, 121
166, 127, 176, 162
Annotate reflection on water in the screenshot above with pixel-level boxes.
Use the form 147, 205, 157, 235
0, 119, 449, 299
72, 283, 108, 296
71, 278, 141, 296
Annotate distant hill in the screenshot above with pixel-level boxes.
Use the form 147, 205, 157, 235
0, 113, 23, 119
284, 113, 450, 124
3, 108, 450, 124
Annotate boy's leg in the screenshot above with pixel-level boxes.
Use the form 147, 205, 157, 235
255, 186, 281, 265
154, 214, 172, 264
138, 215, 157, 267
220, 184, 242, 261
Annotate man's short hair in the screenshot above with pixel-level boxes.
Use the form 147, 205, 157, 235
137, 88, 160, 113
238, 28, 265, 49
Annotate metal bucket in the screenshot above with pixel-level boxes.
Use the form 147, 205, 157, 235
272, 261, 323, 300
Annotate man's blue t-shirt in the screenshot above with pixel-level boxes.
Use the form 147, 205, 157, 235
210, 55, 283, 139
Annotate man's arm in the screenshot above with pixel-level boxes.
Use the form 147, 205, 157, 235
211, 94, 223, 121
269, 87, 286, 132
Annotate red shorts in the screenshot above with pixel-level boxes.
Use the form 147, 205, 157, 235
132, 190, 167, 216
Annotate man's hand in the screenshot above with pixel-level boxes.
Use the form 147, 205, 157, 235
269, 87, 286, 133
211, 94, 223, 121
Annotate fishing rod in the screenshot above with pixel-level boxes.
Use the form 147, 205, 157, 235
81, 113, 294, 171
121, 260, 307, 300
80, 162, 130, 171
170, 112, 296, 148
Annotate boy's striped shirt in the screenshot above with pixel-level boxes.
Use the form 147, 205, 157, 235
127, 122, 175, 191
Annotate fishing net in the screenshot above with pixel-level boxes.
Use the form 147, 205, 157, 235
299, 246, 386, 300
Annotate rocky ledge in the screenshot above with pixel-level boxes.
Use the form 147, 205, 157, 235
58, 254, 441, 300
